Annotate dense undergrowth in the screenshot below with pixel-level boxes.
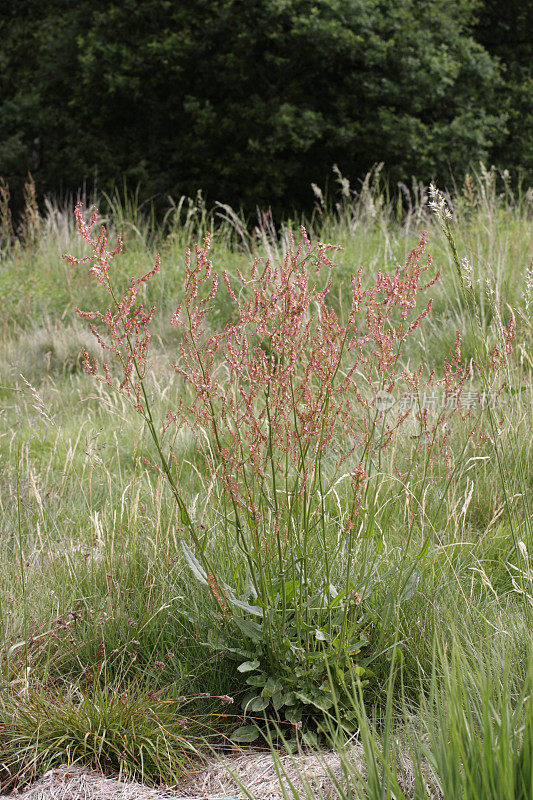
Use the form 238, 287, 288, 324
0, 167, 531, 798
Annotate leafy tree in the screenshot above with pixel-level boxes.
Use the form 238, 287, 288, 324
473, 0, 533, 179
0, 0, 514, 218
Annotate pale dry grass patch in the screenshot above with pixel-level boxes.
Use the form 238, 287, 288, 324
0, 746, 442, 800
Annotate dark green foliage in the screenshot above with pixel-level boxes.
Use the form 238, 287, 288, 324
0, 0, 521, 218
205, 576, 371, 745
474, 0, 533, 179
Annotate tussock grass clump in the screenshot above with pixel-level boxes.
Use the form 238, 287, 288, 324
0, 683, 201, 791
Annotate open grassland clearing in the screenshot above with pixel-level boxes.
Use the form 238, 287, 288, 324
0, 169, 532, 799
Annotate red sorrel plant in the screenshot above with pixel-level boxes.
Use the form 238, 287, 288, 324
65, 203, 498, 741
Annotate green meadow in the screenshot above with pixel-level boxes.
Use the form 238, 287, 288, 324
0, 168, 531, 799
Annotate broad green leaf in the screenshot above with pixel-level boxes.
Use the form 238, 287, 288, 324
246, 673, 268, 687
285, 706, 302, 723
233, 616, 263, 642
264, 677, 283, 694
281, 691, 295, 706
237, 659, 260, 673
224, 646, 255, 659
295, 691, 333, 712
231, 725, 260, 743
224, 587, 264, 616
249, 695, 270, 711
180, 541, 207, 586
241, 690, 257, 709
272, 690, 285, 711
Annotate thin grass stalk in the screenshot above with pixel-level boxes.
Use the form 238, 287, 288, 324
430, 185, 531, 586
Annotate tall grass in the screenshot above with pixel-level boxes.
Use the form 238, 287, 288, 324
0, 167, 531, 794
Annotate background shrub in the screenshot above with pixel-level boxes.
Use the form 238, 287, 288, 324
1, 0, 528, 219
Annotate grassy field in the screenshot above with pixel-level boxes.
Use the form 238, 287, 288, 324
0, 167, 532, 799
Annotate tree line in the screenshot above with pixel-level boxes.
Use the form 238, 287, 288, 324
0, 0, 531, 219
